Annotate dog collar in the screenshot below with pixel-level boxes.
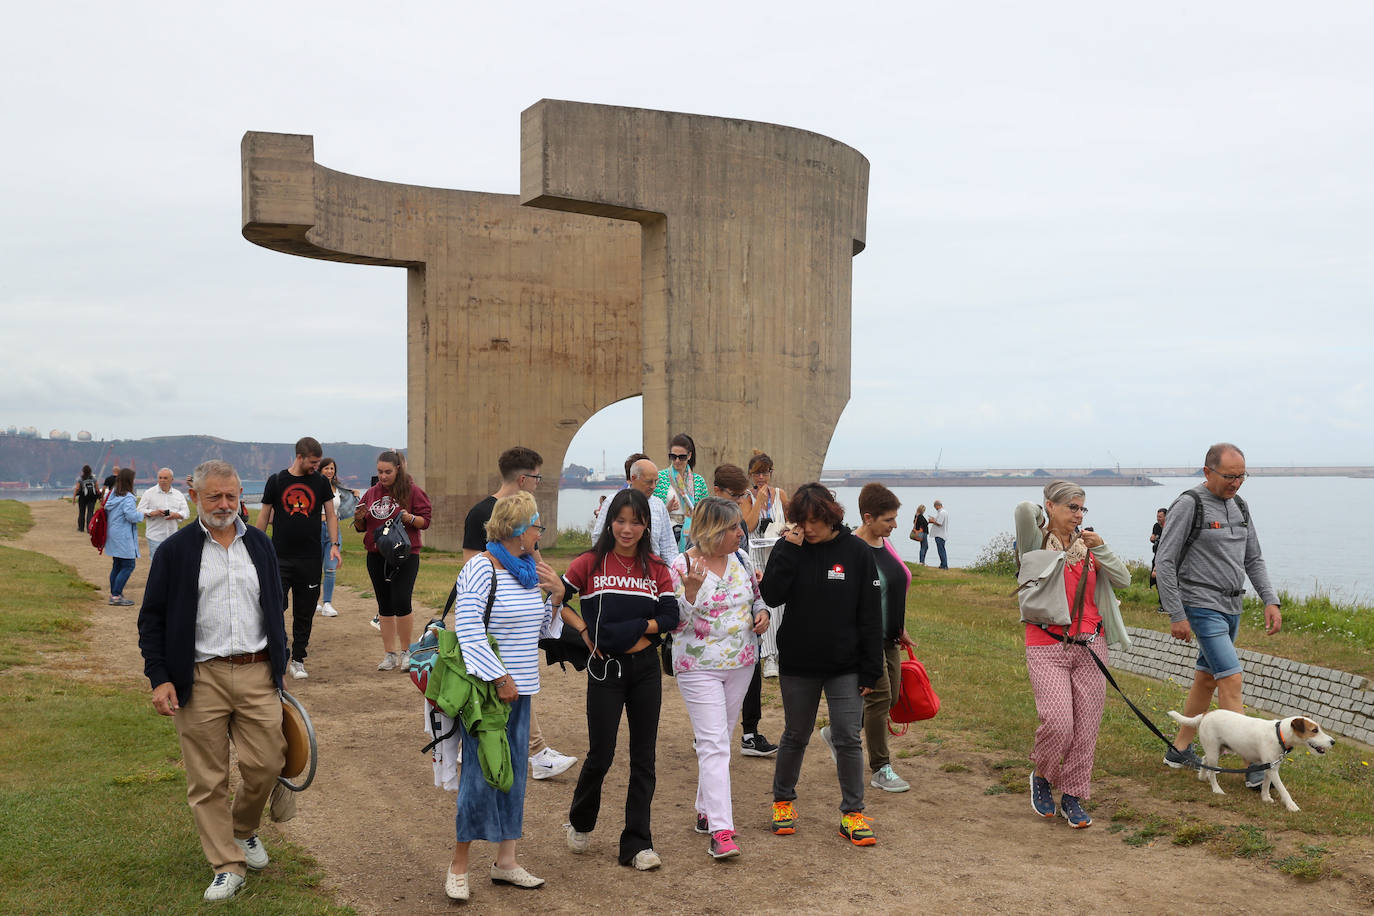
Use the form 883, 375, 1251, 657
1274, 720, 1290, 753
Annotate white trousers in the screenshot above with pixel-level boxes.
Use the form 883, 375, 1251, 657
676, 665, 754, 833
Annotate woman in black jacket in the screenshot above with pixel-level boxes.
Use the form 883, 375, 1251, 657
759, 483, 882, 847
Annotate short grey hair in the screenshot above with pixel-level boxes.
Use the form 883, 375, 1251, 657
192, 459, 239, 492
1205, 442, 1244, 469
630, 458, 656, 481
1043, 480, 1084, 507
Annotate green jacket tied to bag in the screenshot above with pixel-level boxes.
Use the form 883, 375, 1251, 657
424, 628, 513, 792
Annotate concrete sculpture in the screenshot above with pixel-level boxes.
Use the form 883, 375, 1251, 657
241, 104, 868, 549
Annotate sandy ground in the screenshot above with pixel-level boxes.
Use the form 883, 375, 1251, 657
16, 500, 1374, 914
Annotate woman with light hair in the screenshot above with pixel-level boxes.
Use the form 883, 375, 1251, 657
912, 503, 931, 565
443, 490, 567, 901
1013, 480, 1131, 828
670, 496, 771, 860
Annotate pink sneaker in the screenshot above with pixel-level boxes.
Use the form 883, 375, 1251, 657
709, 830, 741, 860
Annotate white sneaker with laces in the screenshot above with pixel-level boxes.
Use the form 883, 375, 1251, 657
315, 602, 323, 613
566, 823, 590, 853
870, 764, 910, 793
288, 660, 308, 680
378, 652, 398, 671
632, 848, 663, 871
762, 655, 779, 678
369, 615, 381, 631
530, 747, 577, 780
235, 834, 269, 870
203, 872, 245, 901
400, 649, 412, 671
320, 602, 338, 617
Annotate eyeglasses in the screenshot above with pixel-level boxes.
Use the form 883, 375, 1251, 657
1066, 504, 1088, 514
1206, 468, 1249, 481
522, 473, 542, 481
531, 524, 547, 535
727, 490, 747, 500
669, 452, 690, 461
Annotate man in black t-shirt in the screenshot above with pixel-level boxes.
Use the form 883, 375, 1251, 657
462, 446, 578, 781
256, 436, 340, 680
103, 466, 120, 495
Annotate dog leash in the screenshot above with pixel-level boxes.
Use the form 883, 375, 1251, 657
1044, 629, 1277, 776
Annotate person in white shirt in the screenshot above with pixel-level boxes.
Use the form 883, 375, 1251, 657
137, 467, 190, 562
591, 456, 679, 564
929, 500, 950, 569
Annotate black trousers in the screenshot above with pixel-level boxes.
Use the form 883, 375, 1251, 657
741, 657, 763, 734
569, 647, 661, 864
77, 496, 97, 532
278, 554, 322, 662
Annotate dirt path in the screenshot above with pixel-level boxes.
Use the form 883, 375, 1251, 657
17, 501, 1374, 914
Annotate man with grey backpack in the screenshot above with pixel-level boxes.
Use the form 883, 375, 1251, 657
1156, 442, 1282, 788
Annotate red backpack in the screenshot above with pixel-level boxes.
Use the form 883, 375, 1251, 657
887, 645, 940, 736
88, 493, 110, 554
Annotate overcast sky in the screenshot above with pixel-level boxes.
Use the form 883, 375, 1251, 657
4, 2, 1371, 473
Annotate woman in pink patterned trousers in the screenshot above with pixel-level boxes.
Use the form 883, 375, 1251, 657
1013, 480, 1132, 829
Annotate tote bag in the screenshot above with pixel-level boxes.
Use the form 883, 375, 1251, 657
1012, 549, 1072, 627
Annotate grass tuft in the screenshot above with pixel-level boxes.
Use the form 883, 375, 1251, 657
0, 499, 34, 540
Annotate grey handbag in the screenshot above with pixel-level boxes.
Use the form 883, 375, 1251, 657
1013, 549, 1072, 626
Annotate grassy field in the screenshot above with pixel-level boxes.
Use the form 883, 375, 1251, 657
0, 501, 352, 914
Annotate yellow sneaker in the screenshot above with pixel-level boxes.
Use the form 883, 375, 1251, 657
771, 800, 797, 835
839, 811, 876, 846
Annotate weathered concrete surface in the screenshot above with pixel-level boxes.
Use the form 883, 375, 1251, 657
242, 132, 641, 549
521, 100, 869, 484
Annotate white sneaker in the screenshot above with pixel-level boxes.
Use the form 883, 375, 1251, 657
320, 602, 338, 617
316, 602, 323, 613
399, 649, 412, 671
203, 872, 245, 901
763, 655, 779, 678
530, 747, 577, 780
819, 725, 837, 764
566, 823, 590, 853
632, 848, 662, 871
235, 834, 269, 870
377, 652, 398, 671
369, 615, 381, 631
288, 660, 308, 680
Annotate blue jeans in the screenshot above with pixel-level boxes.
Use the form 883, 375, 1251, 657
918, 532, 929, 564
110, 557, 136, 597
934, 536, 948, 569
319, 524, 338, 603
1185, 606, 1242, 679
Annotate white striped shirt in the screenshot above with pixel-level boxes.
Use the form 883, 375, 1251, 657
193, 516, 268, 662
452, 555, 561, 695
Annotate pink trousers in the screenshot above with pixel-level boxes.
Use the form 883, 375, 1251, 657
1025, 640, 1107, 798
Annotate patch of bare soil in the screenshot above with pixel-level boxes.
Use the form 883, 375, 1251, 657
15, 500, 1374, 914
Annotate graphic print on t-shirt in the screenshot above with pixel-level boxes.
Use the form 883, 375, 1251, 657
369, 495, 400, 519
281, 482, 317, 517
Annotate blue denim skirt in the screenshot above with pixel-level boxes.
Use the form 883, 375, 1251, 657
454, 694, 531, 843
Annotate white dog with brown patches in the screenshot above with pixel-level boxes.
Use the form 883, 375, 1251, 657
1165, 709, 1335, 812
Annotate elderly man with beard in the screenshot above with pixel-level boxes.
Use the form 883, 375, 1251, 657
137, 459, 288, 901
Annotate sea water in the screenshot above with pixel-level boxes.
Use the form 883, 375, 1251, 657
557, 476, 1374, 603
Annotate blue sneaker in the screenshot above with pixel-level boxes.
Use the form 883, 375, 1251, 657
1059, 794, 1091, 828
1245, 766, 1265, 790
1029, 772, 1055, 818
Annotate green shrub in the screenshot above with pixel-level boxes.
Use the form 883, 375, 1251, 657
968, 531, 1017, 576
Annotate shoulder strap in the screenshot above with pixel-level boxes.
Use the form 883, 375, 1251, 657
440, 553, 500, 630
734, 549, 763, 604
1173, 489, 1204, 572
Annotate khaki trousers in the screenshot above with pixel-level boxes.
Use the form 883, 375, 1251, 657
174, 658, 284, 875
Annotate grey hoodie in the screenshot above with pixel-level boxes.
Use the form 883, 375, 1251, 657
1155, 484, 1279, 622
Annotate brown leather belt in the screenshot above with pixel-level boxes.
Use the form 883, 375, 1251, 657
219, 651, 270, 665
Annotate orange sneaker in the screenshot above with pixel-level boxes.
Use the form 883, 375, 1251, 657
771, 800, 797, 835
839, 811, 876, 846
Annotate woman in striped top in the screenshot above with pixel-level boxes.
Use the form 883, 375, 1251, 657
444, 491, 566, 902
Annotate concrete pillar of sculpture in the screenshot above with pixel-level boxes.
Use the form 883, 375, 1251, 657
520, 100, 869, 486
241, 131, 641, 549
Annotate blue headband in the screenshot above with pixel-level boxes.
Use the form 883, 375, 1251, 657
511, 511, 540, 537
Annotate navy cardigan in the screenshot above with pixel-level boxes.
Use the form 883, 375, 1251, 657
137, 521, 288, 705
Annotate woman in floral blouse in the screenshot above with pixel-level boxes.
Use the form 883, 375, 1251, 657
670, 496, 771, 860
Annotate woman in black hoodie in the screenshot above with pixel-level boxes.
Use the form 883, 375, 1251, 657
759, 483, 882, 847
